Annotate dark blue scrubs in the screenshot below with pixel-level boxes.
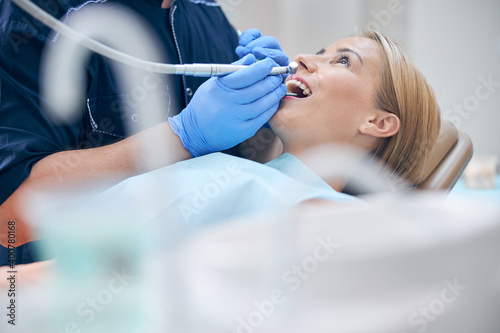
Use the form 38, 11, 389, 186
0, 0, 239, 265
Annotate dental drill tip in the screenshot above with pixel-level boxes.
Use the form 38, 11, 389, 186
288, 61, 298, 75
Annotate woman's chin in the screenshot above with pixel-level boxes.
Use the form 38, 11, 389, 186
269, 108, 286, 130
272, 104, 304, 127
269, 109, 302, 139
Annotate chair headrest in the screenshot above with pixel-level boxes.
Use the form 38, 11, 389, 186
417, 119, 458, 184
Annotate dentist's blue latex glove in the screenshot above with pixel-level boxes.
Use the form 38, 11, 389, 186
168, 54, 287, 157
235, 29, 289, 67
236, 29, 289, 128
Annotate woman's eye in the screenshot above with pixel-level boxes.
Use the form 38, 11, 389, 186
329, 53, 351, 67
339, 54, 350, 66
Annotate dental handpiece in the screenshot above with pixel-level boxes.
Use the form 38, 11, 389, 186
169, 61, 299, 77
12, 0, 298, 77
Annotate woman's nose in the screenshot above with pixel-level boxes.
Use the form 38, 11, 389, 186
294, 54, 317, 73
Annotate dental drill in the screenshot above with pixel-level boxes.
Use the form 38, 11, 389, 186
11, 0, 298, 77
172, 61, 298, 77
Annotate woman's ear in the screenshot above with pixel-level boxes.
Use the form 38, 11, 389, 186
361, 112, 401, 138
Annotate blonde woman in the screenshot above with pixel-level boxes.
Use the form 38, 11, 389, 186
271, 30, 441, 188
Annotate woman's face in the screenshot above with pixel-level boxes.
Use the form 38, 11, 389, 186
270, 37, 384, 154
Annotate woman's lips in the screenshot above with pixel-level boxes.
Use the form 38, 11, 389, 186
285, 76, 312, 98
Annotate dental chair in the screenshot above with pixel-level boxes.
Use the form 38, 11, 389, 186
417, 119, 473, 191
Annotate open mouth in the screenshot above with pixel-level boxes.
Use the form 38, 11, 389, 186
286, 79, 312, 98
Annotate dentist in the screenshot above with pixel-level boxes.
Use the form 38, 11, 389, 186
0, 0, 288, 266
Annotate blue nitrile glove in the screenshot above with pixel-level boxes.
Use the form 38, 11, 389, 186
235, 29, 289, 67
168, 54, 287, 157
236, 29, 290, 128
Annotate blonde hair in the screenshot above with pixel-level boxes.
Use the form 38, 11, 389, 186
362, 30, 441, 185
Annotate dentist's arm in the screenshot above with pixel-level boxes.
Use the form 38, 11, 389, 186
0, 121, 190, 247
0, 54, 286, 247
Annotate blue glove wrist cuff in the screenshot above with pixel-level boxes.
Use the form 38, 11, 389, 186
168, 115, 196, 157
168, 112, 211, 158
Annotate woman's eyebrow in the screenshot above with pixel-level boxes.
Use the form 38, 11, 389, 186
316, 48, 326, 55
337, 47, 364, 66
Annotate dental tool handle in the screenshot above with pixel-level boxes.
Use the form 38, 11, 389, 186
172, 64, 296, 77
174, 64, 246, 77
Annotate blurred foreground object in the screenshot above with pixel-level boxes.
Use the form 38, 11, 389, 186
463, 155, 498, 189
164, 193, 500, 333
4, 182, 500, 332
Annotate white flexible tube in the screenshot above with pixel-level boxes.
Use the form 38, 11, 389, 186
11, 0, 295, 76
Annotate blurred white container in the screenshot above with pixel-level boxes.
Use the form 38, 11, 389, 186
464, 155, 498, 189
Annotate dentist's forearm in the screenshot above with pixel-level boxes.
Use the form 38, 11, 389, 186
25, 121, 191, 185
0, 121, 190, 247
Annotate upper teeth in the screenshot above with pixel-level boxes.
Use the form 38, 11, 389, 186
286, 79, 311, 96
